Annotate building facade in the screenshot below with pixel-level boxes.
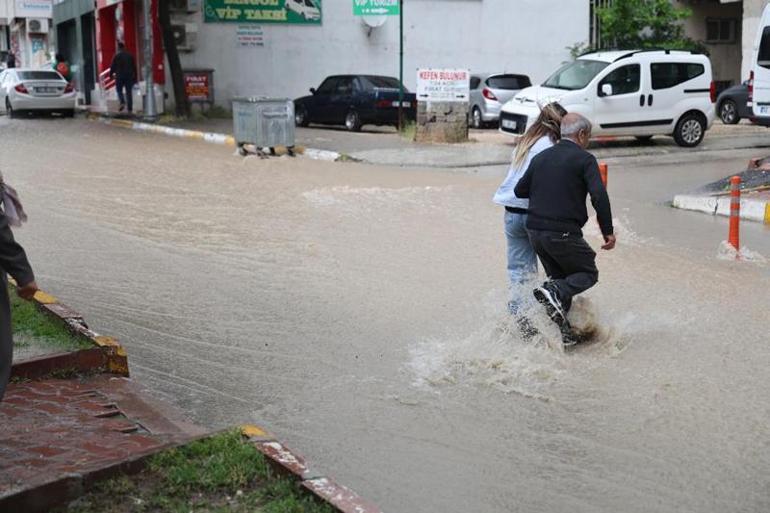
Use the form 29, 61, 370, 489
169, 0, 590, 108
1, 0, 53, 68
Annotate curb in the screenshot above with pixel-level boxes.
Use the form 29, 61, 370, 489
90, 114, 342, 161
10, 284, 129, 378
240, 425, 382, 513
672, 192, 770, 224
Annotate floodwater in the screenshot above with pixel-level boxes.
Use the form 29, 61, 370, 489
3, 118, 770, 512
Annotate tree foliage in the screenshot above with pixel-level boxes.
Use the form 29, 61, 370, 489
597, 0, 702, 52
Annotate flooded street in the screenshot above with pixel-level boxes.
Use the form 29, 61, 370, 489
3, 118, 770, 512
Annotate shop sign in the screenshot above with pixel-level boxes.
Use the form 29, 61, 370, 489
237, 25, 265, 46
204, 0, 321, 24
416, 69, 470, 103
353, 0, 398, 16
15, 0, 52, 18
183, 70, 214, 103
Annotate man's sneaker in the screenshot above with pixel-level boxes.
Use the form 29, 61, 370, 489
516, 315, 539, 341
118, 103, 125, 112
560, 325, 583, 348
533, 285, 567, 328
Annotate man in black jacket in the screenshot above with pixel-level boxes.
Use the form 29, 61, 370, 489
514, 113, 615, 342
109, 42, 137, 113
0, 205, 37, 401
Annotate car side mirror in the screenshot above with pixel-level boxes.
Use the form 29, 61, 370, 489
600, 83, 613, 97
310, 87, 316, 95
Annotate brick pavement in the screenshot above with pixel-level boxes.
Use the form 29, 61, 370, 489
0, 374, 204, 511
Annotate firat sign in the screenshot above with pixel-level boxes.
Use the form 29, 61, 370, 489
416, 68, 470, 103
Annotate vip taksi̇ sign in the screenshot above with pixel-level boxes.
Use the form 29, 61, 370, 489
353, 0, 399, 16
204, 0, 322, 24
416, 69, 470, 103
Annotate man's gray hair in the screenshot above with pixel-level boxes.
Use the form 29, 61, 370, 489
561, 114, 592, 137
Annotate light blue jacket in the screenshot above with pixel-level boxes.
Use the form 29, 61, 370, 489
493, 135, 554, 208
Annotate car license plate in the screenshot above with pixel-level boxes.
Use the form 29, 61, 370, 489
36, 87, 57, 93
760, 106, 770, 115
502, 119, 517, 130
391, 101, 410, 108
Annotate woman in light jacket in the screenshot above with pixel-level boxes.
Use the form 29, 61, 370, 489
493, 102, 567, 321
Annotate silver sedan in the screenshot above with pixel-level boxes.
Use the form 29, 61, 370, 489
0, 68, 76, 118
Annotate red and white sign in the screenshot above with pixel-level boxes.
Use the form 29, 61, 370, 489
416, 68, 470, 103
184, 72, 211, 102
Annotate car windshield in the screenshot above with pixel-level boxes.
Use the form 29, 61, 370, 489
362, 76, 407, 91
542, 60, 609, 90
18, 71, 62, 80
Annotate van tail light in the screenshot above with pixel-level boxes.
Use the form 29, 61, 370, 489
64, 82, 74, 93
709, 81, 717, 103
748, 70, 754, 103
482, 87, 498, 101
14, 83, 28, 94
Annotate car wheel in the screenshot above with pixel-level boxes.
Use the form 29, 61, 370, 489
6, 98, 16, 119
345, 110, 362, 132
673, 112, 706, 148
471, 107, 483, 129
295, 106, 309, 127
719, 99, 739, 125
634, 135, 654, 144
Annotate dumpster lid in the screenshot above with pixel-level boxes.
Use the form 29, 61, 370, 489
232, 96, 292, 103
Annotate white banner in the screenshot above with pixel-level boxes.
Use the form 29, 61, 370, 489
416, 68, 470, 103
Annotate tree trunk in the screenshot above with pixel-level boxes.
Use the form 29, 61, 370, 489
158, 0, 189, 118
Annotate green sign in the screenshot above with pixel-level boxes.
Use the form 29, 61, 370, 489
353, 0, 398, 16
204, 0, 322, 24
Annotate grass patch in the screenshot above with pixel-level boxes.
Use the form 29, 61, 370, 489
57, 430, 335, 513
10, 286, 91, 353
399, 120, 417, 141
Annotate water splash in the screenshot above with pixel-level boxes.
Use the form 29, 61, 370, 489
716, 240, 767, 264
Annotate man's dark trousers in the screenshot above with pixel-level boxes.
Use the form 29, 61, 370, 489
115, 77, 134, 113
528, 229, 598, 312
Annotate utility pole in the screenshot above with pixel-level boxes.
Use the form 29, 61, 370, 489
143, 0, 158, 122
398, 0, 404, 132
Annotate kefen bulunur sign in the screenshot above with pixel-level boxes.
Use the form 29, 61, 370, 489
353, 0, 399, 16
416, 69, 470, 103
204, 0, 321, 24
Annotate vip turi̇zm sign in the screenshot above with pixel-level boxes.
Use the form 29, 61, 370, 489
204, 0, 322, 24
353, 0, 399, 16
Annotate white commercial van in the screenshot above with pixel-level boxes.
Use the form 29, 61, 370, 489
499, 49, 716, 147
751, 4, 770, 122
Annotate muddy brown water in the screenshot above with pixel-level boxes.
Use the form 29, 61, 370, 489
3, 118, 770, 513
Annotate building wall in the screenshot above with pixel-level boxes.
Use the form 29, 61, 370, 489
680, 0, 743, 85
174, 0, 589, 108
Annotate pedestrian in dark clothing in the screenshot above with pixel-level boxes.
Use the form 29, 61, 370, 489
6, 53, 16, 69
109, 42, 137, 113
0, 176, 37, 402
514, 113, 615, 344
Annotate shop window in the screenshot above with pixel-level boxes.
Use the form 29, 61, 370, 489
706, 18, 737, 44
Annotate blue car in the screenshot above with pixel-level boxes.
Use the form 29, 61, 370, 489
294, 75, 416, 131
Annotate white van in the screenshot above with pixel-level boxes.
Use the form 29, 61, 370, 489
499, 50, 716, 147
751, 4, 770, 121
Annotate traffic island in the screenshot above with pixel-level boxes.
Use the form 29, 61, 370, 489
672, 157, 770, 224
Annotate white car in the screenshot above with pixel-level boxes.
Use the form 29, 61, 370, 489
285, 0, 321, 21
500, 50, 716, 147
0, 68, 76, 118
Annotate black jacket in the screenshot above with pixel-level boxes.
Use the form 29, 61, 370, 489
514, 139, 613, 236
110, 50, 136, 82
0, 210, 34, 286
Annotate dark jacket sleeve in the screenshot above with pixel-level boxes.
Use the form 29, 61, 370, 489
513, 157, 537, 199
584, 155, 614, 236
0, 212, 34, 286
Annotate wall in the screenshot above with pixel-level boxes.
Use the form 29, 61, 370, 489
681, 0, 743, 84
174, 0, 589, 108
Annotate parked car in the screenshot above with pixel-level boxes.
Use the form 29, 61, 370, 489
751, 4, 770, 124
716, 81, 750, 124
499, 49, 716, 147
285, 0, 321, 21
469, 73, 531, 128
0, 68, 76, 118
294, 75, 416, 131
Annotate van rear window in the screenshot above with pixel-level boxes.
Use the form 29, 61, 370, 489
17, 71, 62, 80
758, 27, 770, 69
650, 63, 705, 90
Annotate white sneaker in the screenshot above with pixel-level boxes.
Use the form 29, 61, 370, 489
533, 285, 567, 328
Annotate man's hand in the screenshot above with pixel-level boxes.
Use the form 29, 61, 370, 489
17, 281, 38, 300
601, 234, 616, 251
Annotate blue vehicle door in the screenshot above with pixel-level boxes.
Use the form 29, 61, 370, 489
329, 77, 355, 124
310, 77, 340, 123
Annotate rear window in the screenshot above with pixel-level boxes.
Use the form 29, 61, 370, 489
758, 27, 770, 69
18, 71, 62, 80
470, 76, 481, 89
486, 75, 530, 90
650, 63, 705, 90
362, 76, 402, 89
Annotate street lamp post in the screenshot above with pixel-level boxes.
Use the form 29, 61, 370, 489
398, 0, 403, 132
143, 0, 158, 122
